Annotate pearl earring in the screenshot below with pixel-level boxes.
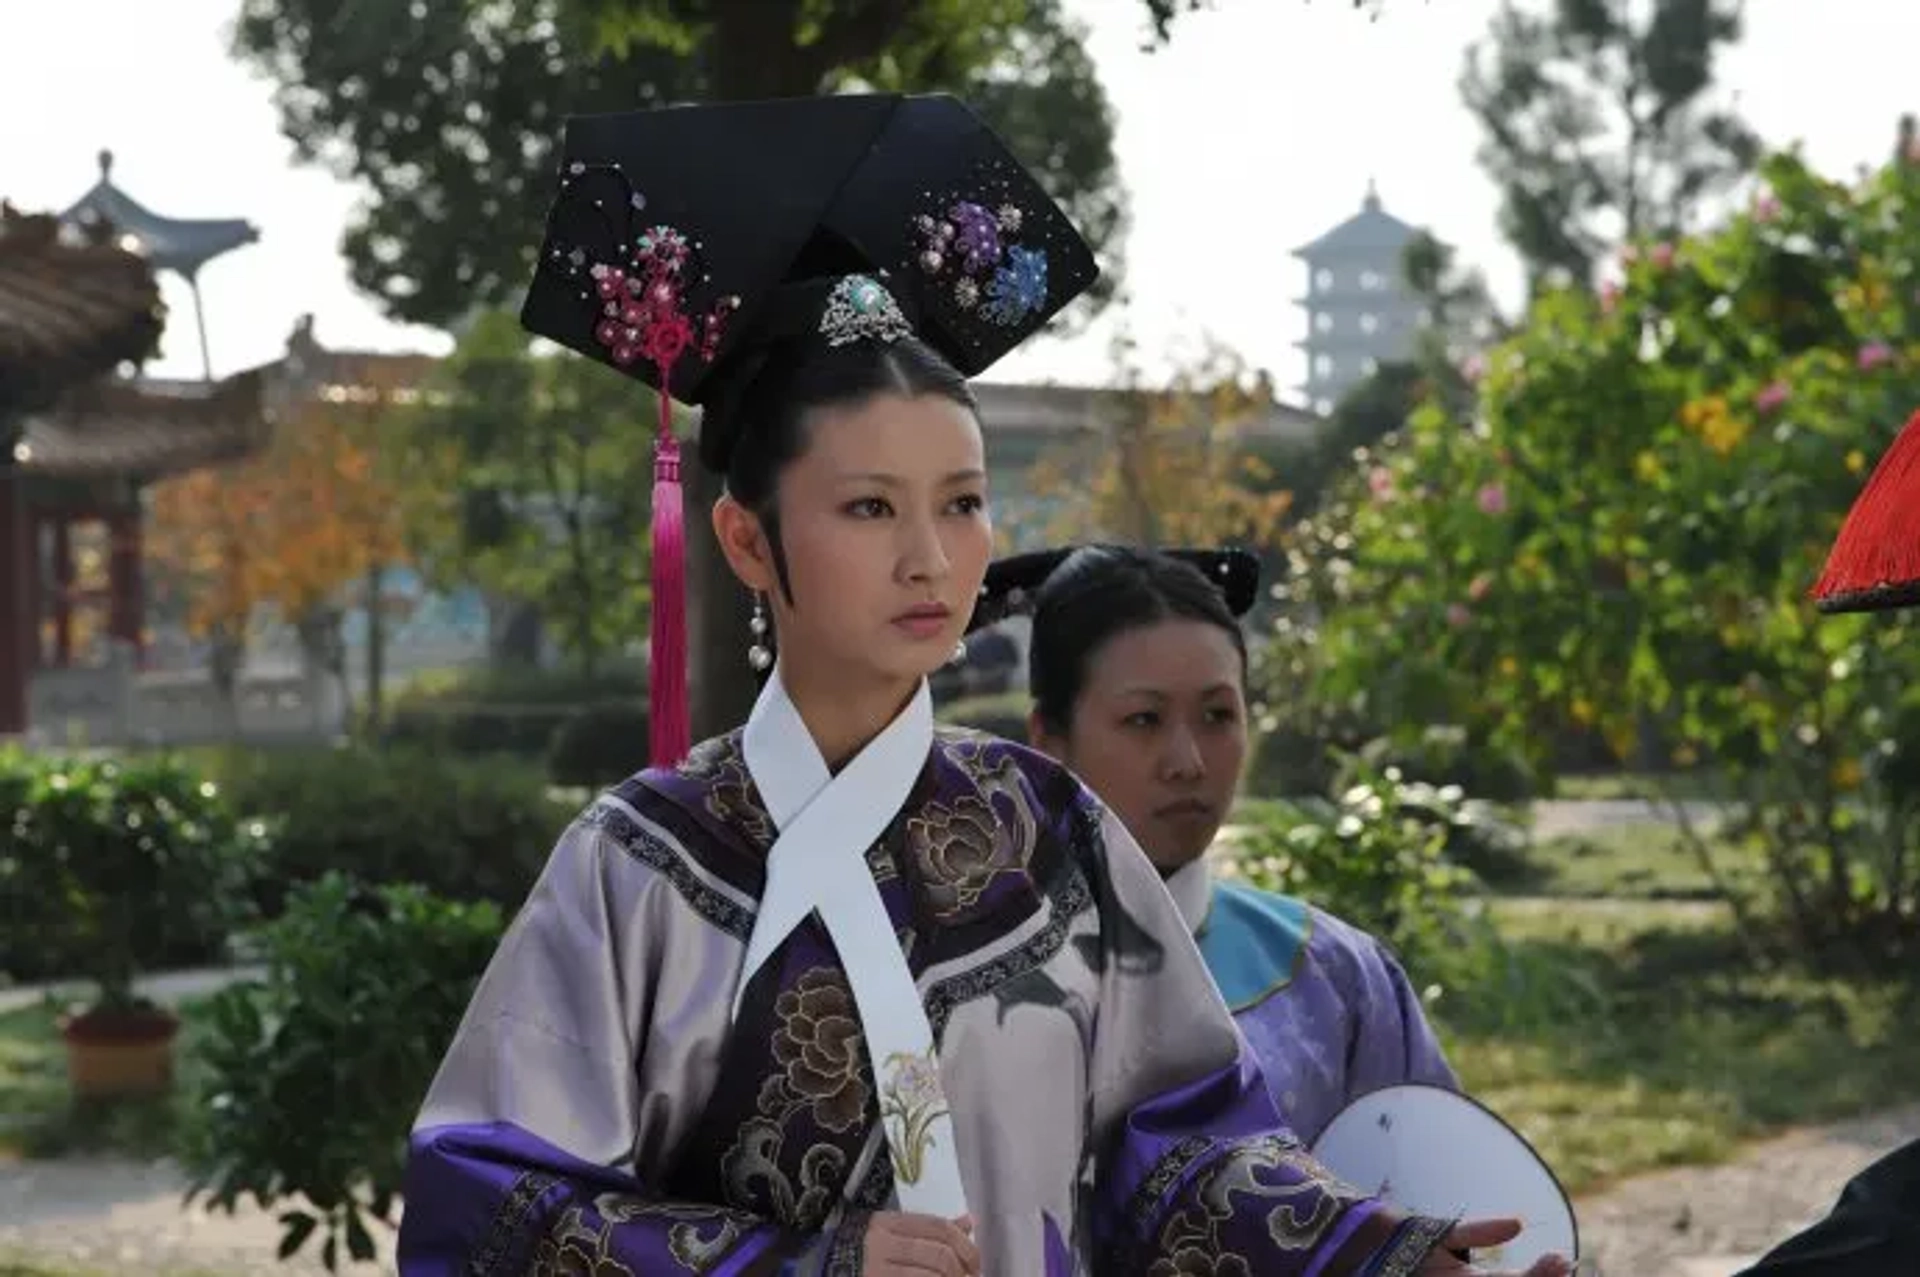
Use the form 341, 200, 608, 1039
949, 639, 967, 666
747, 593, 773, 672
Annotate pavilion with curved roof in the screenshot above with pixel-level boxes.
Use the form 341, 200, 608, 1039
0, 201, 268, 738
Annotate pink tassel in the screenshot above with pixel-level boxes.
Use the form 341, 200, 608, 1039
649, 389, 691, 767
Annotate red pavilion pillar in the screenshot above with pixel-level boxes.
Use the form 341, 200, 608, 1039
22, 511, 40, 670
0, 471, 28, 736
51, 516, 73, 667
107, 508, 144, 664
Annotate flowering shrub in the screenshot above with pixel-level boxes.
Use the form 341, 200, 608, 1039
1296, 145, 1920, 960
1234, 771, 1479, 976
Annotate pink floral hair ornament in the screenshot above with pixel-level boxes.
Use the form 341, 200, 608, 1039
539, 162, 742, 378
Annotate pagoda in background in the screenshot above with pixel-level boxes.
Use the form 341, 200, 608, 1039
1291, 183, 1427, 415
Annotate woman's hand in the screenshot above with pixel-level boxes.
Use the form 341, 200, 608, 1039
1417, 1217, 1576, 1276
862, 1211, 982, 1275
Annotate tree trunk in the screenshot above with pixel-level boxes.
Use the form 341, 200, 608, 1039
684, 4, 850, 742
364, 563, 387, 729
489, 598, 544, 667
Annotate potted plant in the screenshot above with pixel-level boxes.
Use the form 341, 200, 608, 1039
11, 750, 265, 1099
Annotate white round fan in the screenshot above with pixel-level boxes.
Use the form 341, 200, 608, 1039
1310, 1083, 1579, 1267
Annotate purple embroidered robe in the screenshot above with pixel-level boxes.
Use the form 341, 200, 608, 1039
1167, 860, 1461, 1145
398, 727, 1453, 1275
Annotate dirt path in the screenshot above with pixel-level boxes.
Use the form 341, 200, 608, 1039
0, 1156, 388, 1275
1573, 1102, 1920, 1276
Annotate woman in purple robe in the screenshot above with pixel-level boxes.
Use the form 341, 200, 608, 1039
1014, 544, 1458, 1143
399, 95, 1566, 1277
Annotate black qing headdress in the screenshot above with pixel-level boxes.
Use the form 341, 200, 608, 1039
519, 94, 1099, 764
969, 545, 1263, 633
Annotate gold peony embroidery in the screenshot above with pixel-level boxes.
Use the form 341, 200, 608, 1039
531, 1205, 637, 1277
574, 1196, 756, 1273
679, 734, 776, 851
902, 739, 1042, 919
770, 968, 872, 1133
1152, 1135, 1364, 1272
905, 793, 1021, 918
1147, 1248, 1253, 1277
878, 1046, 950, 1185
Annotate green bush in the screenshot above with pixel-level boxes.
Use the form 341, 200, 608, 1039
1244, 724, 1352, 798
1233, 770, 1598, 1039
1295, 147, 1920, 960
218, 746, 572, 916
1342, 726, 1538, 805
1232, 769, 1482, 977
938, 691, 1030, 743
0, 748, 266, 998
547, 702, 650, 787
179, 873, 505, 1271
383, 661, 647, 761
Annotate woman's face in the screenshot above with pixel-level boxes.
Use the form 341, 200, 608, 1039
719, 391, 993, 688
1037, 618, 1248, 872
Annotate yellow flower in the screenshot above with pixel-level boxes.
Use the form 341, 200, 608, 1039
1848, 449, 1868, 474
1700, 414, 1750, 456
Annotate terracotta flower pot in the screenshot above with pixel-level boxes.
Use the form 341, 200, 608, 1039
59, 1003, 181, 1099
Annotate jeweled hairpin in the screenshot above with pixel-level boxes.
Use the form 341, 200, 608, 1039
911, 195, 1050, 328
545, 162, 741, 383
820, 274, 915, 347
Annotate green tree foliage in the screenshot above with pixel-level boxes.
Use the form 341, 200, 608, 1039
400, 310, 657, 675
232, 0, 1149, 732
1461, 0, 1760, 294
231, 0, 1132, 325
1302, 137, 1920, 963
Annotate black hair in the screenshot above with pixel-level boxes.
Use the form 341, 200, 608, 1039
1028, 546, 1248, 734
697, 333, 977, 601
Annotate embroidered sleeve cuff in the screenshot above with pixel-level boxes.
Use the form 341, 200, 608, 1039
1356, 1213, 1456, 1277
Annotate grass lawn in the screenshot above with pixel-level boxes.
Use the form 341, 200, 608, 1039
1518, 825, 1764, 901
1436, 898, 1920, 1196
1552, 770, 1728, 802
0, 997, 215, 1162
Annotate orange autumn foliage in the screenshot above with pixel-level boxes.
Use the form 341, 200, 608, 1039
148, 379, 423, 638
1024, 342, 1295, 550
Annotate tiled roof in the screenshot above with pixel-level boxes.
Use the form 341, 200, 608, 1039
15, 369, 270, 478
1292, 188, 1423, 260
60, 150, 259, 278
0, 202, 164, 414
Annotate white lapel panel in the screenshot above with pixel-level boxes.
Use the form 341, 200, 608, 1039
735, 669, 970, 1218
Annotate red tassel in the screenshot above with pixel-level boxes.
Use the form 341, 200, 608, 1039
1812, 408, 1920, 613
649, 388, 691, 767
